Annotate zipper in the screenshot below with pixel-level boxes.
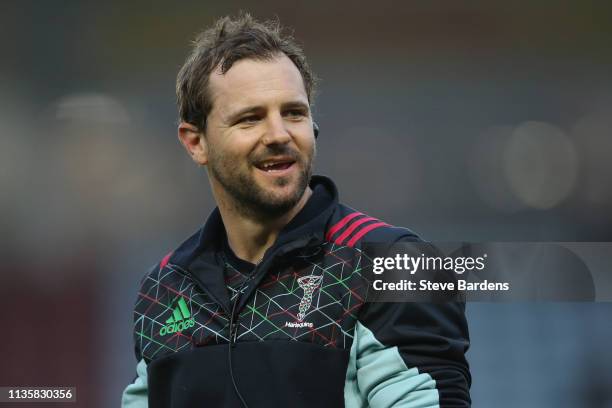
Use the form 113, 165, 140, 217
229, 293, 240, 347
227, 250, 277, 346
227, 237, 321, 408
228, 257, 261, 347
204, 234, 322, 345
228, 286, 249, 407
245, 235, 320, 300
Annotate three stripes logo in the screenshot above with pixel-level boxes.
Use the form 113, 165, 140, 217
326, 211, 389, 247
159, 297, 195, 336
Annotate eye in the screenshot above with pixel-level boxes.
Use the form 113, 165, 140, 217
284, 109, 307, 120
236, 115, 260, 125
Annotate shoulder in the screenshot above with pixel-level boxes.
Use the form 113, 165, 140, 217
325, 203, 421, 248
139, 227, 203, 285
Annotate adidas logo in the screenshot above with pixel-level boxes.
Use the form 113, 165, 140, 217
159, 297, 195, 336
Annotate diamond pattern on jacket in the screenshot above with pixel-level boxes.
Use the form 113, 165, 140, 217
133, 244, 370, 362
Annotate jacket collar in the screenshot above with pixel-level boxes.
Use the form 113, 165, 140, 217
168, 175, 338, 315
170, 175, 338, 274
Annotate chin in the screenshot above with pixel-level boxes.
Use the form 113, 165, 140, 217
259, 179, 307, 207
263, 185, 301, 205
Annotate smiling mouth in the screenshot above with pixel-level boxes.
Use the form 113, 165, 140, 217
255, 160, 296, 172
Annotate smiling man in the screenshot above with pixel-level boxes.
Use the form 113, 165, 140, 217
122, 14, 471, 408
183, 52, 316, 261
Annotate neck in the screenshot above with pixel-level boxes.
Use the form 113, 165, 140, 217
214, 187, 313, 264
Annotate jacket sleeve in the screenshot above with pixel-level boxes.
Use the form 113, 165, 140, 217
345, 235, 471, 407
121, 266, 155, 408
121, 357, 148, 408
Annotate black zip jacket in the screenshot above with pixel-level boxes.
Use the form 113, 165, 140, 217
122, 176, 471, 407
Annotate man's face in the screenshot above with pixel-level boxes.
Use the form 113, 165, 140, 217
203, 54, 316, 218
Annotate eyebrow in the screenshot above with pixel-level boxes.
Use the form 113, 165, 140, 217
226, 100, 310, 123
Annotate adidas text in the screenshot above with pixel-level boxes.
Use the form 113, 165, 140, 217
160, 318, 195, 336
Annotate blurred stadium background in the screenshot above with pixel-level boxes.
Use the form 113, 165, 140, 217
1, 1, 611, 407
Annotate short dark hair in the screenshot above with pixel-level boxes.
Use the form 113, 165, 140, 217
176, 13, 317, 130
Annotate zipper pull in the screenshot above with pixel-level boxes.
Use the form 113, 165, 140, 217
231, 322, 238, 347
229, 294, 241, 348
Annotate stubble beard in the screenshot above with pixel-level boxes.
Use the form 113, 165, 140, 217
208, 145, 314, 220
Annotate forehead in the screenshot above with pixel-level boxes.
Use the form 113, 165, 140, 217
208, 54, 308, 116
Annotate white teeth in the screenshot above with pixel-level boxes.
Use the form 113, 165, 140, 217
259, 161, 292, 171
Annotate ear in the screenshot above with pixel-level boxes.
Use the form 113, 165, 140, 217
178, 122, 208, 165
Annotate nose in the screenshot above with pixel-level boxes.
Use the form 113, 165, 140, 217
261, 114, 291, 146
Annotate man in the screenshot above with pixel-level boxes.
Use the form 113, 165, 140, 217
122, 13, 470, 407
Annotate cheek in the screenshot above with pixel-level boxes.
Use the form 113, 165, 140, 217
299, 135, 316, 160
212, 137, 254, 162
290, 125, 315, 153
